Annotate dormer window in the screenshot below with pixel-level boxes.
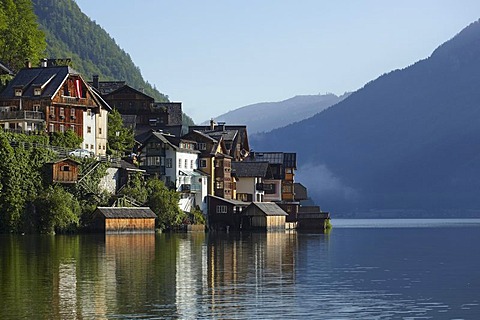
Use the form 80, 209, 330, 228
14, 89, 22, 97
34, 88, 41, 96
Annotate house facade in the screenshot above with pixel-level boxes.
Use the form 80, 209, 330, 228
0, 62, 111, 155
232, 161, 272, 202
138, 131, 208, 212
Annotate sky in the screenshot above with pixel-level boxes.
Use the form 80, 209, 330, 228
75, 0, 480, 123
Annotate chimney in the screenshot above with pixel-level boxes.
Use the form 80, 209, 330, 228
92, 75, 99, 89
41, 58, 47, 68
210, 118, 216, 130
25, 60, 31, 69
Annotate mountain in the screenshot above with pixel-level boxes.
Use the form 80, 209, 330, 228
251, 19, 480, 216
207, 93, 349, 134
30, 0, 194, 125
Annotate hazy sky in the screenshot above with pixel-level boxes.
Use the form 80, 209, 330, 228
75, 1, 480, 123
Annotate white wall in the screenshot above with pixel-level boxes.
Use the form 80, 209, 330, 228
83, 109, 96, 153
95, 107, 108, 156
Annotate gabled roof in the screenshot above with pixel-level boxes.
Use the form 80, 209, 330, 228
89, 81, 125, 95
0, 66, 76, 99
231, 161, 272, 178
103, 84, 155, 101
243, 202, 288, 216
46, 158, 81, 165
95, 207, 157, 218
294, 182, 308, 201
89, 84, 112, 111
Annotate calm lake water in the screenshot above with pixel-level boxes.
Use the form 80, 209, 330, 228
1, 219, 480, 319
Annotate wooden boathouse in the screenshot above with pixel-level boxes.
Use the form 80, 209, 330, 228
90, 207, 157, 233
241, 202, 288, 231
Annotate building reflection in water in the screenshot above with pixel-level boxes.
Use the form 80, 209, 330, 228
206, 232, 298, 318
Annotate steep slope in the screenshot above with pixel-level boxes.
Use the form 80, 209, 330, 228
251, 19, 480, 215
31, 0, 195, 126
208, 93, 349, 134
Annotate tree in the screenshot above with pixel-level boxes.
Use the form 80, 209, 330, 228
107, 108, 134, 155
49, 129, 82, 149
145, 178, 184, 230
34, 185, 81, 234
0, 0, 46, 72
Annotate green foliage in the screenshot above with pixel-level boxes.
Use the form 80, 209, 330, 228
0, 0, 46, 72
49, 129, 82, 148
188, 206, 206, 225
107, 108, 134, 155
119, 172, 148, 204
34, 185, 81, 233
31, 0, 168, 102
0, 131, 55, 233
146, 178, 185, 231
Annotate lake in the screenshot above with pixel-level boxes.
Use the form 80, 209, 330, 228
1, 219, 480, 319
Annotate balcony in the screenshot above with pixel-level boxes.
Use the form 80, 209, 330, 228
181, 183, 201, 193
0, 111, 45, 121
256, 183, 264, 191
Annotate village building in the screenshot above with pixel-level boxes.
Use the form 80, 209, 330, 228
137, 131, 208, 212
45, 158, 80, 184
189, 120, 250, 161
182, 130, 234, 200
231, 161, 273, 202
91, 78, 183, 137
0, 60, 111, 155
90, 207, 157, 233
206, 195, 249, 231
241, 202, 288, 231
245, 152, 297, 202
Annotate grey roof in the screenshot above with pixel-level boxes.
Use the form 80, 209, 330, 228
247, 152, 297, 168
232, 161, 271, 178
95, 207, 157, 218
208, 195, 250, 207
244, 202, 288, 216
88, 81, 126, 95
0, 66, 76, 98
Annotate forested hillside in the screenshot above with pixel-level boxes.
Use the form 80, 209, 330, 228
251, 19, 480, 216
31, 0, 167, 101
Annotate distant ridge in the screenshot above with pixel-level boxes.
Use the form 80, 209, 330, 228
207, 93, 349, 134
251, 19, 480, 216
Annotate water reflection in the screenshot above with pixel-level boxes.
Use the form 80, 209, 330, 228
1, 225, 480, 319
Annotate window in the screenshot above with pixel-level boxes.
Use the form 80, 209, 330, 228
85, 143, 89, 149
99, 127, 102, 135
60, 108, 64, 118
198, 142, 206, 150
33, 105, 40, 112
14, 89, 22, 96
49, 106, 55, 117
70, 109, 75, 118
60, 165, 70, 172
49, 124, 54, 132
147, 156, 161, 166
216, 205, 227, 213
286, 168, 293, 174
282, 185, 292, 193
34, 88, 41, 96
184, 159, 188, 168
216, 181, 224, 190
190, 160, 194, 169
87, 126, 91, 133
178, 158, 182, 168
199, 159, 207, 168
166, 158, 172, 168
70, 124, 75, 131
60, 124, 65, 133
87, 109, 91, 116
90, 144, 94, 150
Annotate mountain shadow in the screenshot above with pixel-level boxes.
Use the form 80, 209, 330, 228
251, 19, 480, 216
